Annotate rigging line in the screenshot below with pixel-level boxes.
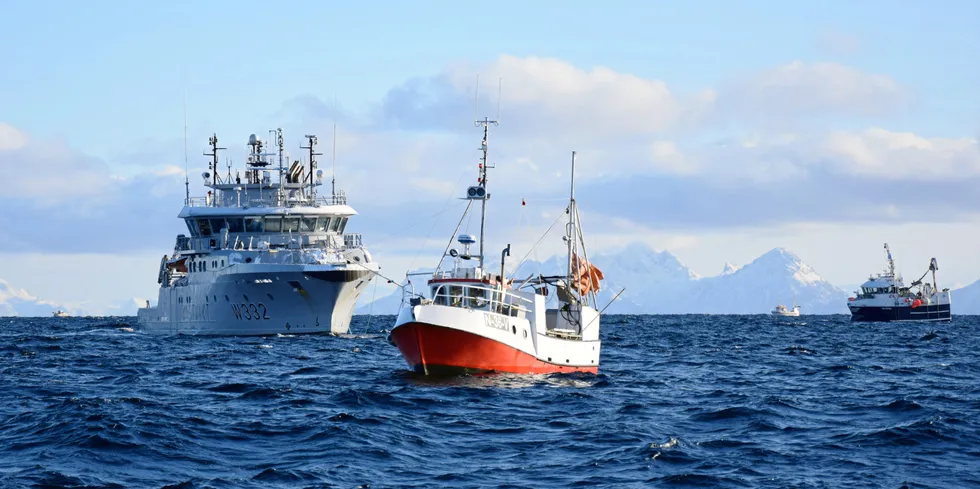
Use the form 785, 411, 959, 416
345, 261, 412, 293
363, 276, 378, 334
407, 160, 477, 272
581, 287, 626, 334
370, 200, 466, 249
435, 199, 475, 274
510, 211, 566, 278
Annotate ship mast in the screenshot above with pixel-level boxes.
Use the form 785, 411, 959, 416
566, 151, 579, 304
474, 116, 498, 270
203, 134, 225, 206
301, 134, 321, 200
275, 128, 284, 204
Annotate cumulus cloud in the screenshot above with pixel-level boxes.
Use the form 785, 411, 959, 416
0, 123, 29, 151
0, 122, 187, 253
2, 55, 971, 273
717, 61, 906, 120
823, 128, 980, 179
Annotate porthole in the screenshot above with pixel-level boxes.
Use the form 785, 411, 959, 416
512, 325, 517, 335
243, 295, 249, 302
267, 293, 274, 301
245, 257, 253, 263
523, 330, 528, 338
225, 295, 230, 302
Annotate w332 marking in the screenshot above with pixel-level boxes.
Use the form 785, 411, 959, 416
231, 302, 270, 320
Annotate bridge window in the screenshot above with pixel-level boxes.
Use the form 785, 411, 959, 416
329, 217, 342, 232
338, 217, 349, 234
227, 218, 245, 233
316, 217, 331, 233
185, 219, 200, 237
198, 219, 213, 236
300, 216, 317, 232
265, 216, 282, 232
245, 217, 263, 233
283, 217, 300, 233
209, 219, 227, 234
468, 287, 488, 308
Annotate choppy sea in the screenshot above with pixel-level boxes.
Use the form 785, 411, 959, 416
1, 315, 978, 488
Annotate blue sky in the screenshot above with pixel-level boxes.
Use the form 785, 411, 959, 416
1, 1, 978, 313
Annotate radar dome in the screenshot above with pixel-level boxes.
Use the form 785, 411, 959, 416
248, 134, 258, 145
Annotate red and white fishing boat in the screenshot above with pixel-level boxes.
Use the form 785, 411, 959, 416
389, 117, 608, 375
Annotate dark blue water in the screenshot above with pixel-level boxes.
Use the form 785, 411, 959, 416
1, 315, 978, 488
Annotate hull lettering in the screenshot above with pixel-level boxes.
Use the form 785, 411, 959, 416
232, 302, 271, 320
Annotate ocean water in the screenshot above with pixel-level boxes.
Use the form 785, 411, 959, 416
0, 315, 978, 489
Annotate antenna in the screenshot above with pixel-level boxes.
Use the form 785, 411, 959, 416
473, 74, 479, 123
495, 77, 502, 121
300, 135, 321, 199
332, 123, 337, 199
473, 112, 499, 270
203, 134, 225, 189
183, 90, 189, 204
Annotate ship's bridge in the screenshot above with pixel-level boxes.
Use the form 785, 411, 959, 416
857, 275, 907, 298
176, 203, 359, 252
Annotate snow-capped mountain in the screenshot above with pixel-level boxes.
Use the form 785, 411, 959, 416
685, 248, 849, 314
0, 279, 66, 317
721, 262, 741, 275
354, 243, 851, 315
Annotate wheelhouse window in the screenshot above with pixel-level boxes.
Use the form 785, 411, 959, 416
316, 217, 331, 233
265, 216, 282, 232
227, 218, 245, 233
245, 217, 263, 233
209, 218, 227, 234
338, 217, 349, 234
185, 219, 199, 237
449, 286, 463, 307
468, 287, 487, 308
198, 219, 213, 236
283, 217, 300, 233
300, 217, 317, 233
329, 217, 342, 233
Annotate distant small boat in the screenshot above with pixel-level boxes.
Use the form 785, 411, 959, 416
53, 310, 69, 318
771, 295, 801, 317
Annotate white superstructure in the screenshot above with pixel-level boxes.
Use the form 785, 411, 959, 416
137, 130, 378, 335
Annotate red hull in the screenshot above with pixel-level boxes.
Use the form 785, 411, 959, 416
390, 322, 598, 375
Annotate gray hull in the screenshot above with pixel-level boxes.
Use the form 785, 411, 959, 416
137, 269, 372, 336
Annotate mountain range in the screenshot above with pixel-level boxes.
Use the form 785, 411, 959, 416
4, 243, 977, 316
0, 279, 67, 317
354, 243, 978, 315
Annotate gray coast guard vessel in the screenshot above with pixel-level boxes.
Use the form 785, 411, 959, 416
137, 130, 378, 335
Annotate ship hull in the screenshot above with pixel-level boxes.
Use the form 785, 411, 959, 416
390, 321, 597, 375
137, 269, 372, 335
848, 303, 951, 322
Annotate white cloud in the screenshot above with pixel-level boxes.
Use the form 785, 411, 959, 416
445, 55, 681, 138
0, 123, 28, 151
650, 140, 694, 175
5, 54, 979, 312
823, 128, 980, 179
720, 60, 906, 119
